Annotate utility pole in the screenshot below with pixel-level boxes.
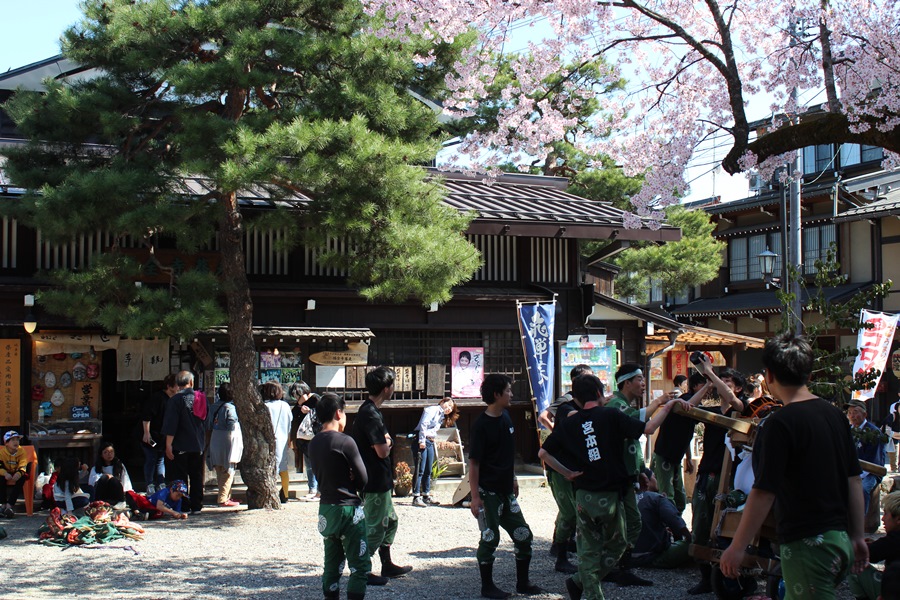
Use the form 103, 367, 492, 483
788, 11, 804, 335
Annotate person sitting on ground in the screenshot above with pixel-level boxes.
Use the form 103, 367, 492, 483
126, 479, 190, 520
625, 469, 692, 569
88, 441, 133, 506
0, 431, 29, 519
849, 491, 900, 600
53, 457, 92, 514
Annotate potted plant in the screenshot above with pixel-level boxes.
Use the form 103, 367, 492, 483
393, 461, 413, 497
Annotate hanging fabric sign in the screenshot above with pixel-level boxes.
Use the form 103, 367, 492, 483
117, 338, 171, 381
851, 309, 899, 402
517, 302, 556, 417
117, 340, 143, 381
142, 338, 170, 381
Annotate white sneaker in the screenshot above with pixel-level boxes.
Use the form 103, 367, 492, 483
147, 484, 156, 495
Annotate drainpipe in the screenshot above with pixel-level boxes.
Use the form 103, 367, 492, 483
648, 331, 680, 361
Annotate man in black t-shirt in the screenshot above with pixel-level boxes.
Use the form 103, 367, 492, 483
720, 332, 868, 596
469, 374, 543, 599
538, 364, 592, 575
687, 357, 749, 595
310, 393, 370, 600
651, 373, 710, 514
350, 367, 412, 585
539, 374, 689, 600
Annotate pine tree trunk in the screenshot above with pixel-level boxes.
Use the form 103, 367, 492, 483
218, 189, 280, 510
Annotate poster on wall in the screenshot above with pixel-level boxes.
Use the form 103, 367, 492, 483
650, 357, 664, 381
451, 347, 484, 398
317, 365, 346, 388
0, 340, 20, 427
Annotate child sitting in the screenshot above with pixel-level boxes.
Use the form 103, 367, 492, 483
0, 431, 28, 518
850, 491, 900, 600
126, 480, 190, 520
53, 457, 92, 514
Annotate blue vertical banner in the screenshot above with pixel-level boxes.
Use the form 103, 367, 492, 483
517, 301, 556, 416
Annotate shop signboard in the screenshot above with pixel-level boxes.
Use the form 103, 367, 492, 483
309, 342, 368, 366
0, 340, 20, 427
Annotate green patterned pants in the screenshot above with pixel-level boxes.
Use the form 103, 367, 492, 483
780, 529, 852, 600
361, 490, 398, 555
848, 564, 882, 600
318, 503, 371, 597
572, 489, 627, 600
475, 489, 534, 564
547, 469, 577, 544
691, 472, 718, 548
650, 452, 687, 513
622, 485, 642, 547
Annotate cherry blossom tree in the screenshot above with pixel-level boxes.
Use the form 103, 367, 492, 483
364, 0, 900, 217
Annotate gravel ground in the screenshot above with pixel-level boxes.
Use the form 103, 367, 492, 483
1, 484, 860, 599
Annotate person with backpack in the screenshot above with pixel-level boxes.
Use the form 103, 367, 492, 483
206, 382, 243, 507
161, 370, 207, 514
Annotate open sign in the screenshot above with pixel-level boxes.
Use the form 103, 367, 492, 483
71, 405, 91, 420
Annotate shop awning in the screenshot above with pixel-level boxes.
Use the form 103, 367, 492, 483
590, 293, 765, 349
201, 326, 375, 341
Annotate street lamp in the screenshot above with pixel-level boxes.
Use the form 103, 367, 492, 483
758, 248, 780, 288
23, 294, 37, 333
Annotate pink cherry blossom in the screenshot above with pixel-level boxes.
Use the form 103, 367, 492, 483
365, 0, 900, 226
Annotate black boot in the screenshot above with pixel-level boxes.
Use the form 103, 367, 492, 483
379, 545, 413, 578
478, 563, 510, 599
608, 549, 652, 586
323, 590, 339, 600
564, 576, 583, 600
555, 550, 577, 574
366, 572, 389, 586
347, 593, 365, 600
687, 563, 712, 595
549, 541, 564, 557
515, 558, 544, 595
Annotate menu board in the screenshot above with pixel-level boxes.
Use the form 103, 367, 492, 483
0, 340, 20, 427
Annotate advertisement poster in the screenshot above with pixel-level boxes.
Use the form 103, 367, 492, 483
650, 357, 664, 381
851, 309, 899, 402
451, 347, 484, 398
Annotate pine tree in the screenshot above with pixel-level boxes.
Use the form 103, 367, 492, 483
2, 0, 480, 508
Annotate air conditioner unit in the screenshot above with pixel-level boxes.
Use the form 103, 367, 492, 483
748, 172, 764, 192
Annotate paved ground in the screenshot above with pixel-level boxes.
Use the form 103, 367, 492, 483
1, 483, 860, 599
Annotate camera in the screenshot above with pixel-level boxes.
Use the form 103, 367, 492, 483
689, 351, 704, 365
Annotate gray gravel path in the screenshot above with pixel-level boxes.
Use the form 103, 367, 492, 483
1, 484, 858, 599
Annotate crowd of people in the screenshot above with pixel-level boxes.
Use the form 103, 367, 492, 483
5, 334, 900, 600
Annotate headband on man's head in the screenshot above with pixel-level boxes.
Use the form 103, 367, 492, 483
616, 368, 643, 385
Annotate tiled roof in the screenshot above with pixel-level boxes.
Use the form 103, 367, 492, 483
202, 326, 375, 340
835, 189, 900, 223
670, 283, 870, 318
